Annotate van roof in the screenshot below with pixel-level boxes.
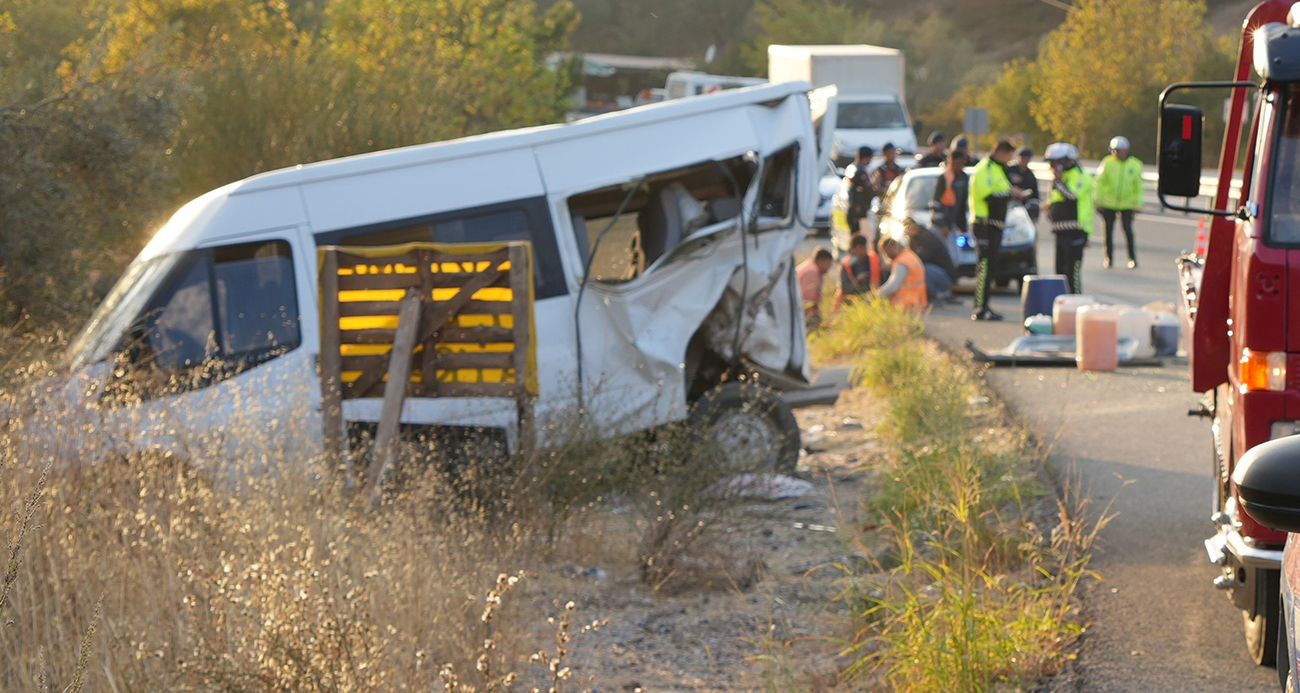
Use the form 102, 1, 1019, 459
230, 81, 812, 197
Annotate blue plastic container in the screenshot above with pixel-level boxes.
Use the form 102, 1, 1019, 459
1152, 313, 1180, 357
1021, 275, 1070, 324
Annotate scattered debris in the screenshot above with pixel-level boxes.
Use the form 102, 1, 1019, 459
707, 473, 814, 500
792, 522, 837, 533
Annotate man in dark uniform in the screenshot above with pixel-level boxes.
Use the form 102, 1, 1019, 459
871, 143, 906, 193
916, 131, 947, 168
843, 146, 876, 234
1006, 146, 1041, 222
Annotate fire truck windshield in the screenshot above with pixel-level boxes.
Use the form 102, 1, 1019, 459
1269, 87, 1300, 244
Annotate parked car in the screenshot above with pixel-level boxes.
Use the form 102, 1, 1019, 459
29, 82, 838, 474
812, 162, 842, 235
833, 167, 1037, 288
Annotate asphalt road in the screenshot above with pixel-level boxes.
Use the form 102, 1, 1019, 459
914, 207, 1279, 692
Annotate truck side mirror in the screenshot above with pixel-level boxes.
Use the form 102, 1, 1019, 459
1234, 435, 1300, 533
1158, 103, 1204, 198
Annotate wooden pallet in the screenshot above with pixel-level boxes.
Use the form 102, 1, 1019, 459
317, 242, 536, 497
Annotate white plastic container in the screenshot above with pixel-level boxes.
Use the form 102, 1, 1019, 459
1076, 305, 1120, 372
1117, 307, 1156, 359
1053, 294, 1096, 336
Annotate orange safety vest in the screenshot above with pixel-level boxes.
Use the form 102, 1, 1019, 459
890, 248, 928, 311
939, 168, 957, 206
833, 251, 881, 311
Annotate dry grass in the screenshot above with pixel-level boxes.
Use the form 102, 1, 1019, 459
0, 354, 763, 691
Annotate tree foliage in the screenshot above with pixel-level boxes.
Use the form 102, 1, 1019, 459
1032, 0, 1213, 156
0, 49, 181, 325
0, 0, 578, 332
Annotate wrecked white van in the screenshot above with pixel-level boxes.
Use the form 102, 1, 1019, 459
48, 82, 837, 472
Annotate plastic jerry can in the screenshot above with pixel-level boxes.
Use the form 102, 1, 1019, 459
1021, 275, 1069, 323
1076, 305, 1120, 372
1151, 313, 1180, 357
1024, 314, 1054, 335
1117, 307, 1156, 359
1053, 294, 1095, 336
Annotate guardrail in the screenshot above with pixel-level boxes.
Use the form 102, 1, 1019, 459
1026, 161, 1241, 207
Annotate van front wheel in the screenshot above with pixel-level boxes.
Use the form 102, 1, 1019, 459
690, 382, 800, 474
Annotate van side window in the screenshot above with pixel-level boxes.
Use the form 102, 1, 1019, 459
568, 156, 754, 284
758, 145, 798, 224
120, 239, 300, 398
324, 199, 568, 299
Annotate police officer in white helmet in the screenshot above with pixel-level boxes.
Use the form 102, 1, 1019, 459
1045, 143, 1095, 293
1095, 136, 1144, 268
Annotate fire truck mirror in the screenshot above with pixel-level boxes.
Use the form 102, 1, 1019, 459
1233, 435, 1300, 534
1158, 103, 1204, 199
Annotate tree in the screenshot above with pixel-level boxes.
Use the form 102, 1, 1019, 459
739, 0, 880, 75
979, 58, 1051, 148
1032, 0, 1212, 157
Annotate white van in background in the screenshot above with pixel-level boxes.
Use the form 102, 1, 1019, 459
36, 82, 837, 472
664, 71, 769, 100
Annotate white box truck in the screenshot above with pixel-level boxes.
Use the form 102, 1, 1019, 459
768, 45, 916, 165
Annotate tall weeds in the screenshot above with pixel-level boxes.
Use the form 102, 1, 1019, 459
0, 358, 749, 690
818, 299, 1100, 692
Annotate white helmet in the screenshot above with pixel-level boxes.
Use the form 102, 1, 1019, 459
1045, 142, 1079, 161
1109, 135, 1131, 151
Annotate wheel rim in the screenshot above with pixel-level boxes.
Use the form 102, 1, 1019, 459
709, 410, 779, 470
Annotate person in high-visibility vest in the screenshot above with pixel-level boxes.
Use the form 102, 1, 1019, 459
1046, 142, 1094, 293
833, 233, 880, 311
877, 237, 928, 312
1094, 135, 1144, 269
968, 139, 1031, 321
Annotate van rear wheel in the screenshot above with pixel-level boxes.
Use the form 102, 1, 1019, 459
690, 382, 800, 474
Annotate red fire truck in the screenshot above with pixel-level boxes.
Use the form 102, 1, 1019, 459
1161, 0, 1300, 667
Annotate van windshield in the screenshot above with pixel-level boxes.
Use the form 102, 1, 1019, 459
65, 253, 181, 369
836, 101, 908, 130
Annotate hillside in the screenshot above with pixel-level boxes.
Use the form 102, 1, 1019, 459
558, 0, 1259, 64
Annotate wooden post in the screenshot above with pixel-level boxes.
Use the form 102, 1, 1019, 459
369, 291, 422, 505
318, 249, 347, 474
506, 245, 535, 455
417, 249, 438, 398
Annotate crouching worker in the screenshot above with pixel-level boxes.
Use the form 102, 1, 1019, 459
797, 247, 834, 329
833, 234, 880, 311
877, 237, 928, 312
902, 219, 958, 305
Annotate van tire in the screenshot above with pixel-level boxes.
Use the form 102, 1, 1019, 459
690, 382, 800, 474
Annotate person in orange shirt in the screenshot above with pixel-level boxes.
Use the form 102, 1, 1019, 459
877, 237, 928, 312
797, 248, 834, 328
